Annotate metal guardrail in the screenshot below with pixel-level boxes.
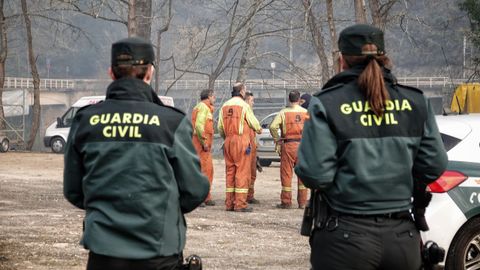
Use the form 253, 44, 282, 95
1, 76, 474, 90
3, 77, 75, 89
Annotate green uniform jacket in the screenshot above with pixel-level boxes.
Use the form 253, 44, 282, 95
295, 66, 448, 215
63, 78, 210, 259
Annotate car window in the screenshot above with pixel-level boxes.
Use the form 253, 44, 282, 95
440, 133, 462, 152
261, 115, 276, 129
61, 107, 79, 127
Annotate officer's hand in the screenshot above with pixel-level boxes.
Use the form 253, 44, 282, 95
275, 144, 282, 156
202, 145, 210, 152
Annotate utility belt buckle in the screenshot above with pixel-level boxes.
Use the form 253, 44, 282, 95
325, 216, 338, 231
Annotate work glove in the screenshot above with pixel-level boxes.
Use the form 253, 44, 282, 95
275, 143, 282, 156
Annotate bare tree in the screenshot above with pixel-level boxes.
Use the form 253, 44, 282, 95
57, 0, 156, 39
325, 0, 338, 73
355, 0, 367, 23
302, 0, 330, 82
169, 0, 273, 90
128, 0, 152, 39
21, 0, 41, 150
0, 0, 7, 130
369, 0, 397, 30
236, 0, 261, 83
154, 0, 172, 93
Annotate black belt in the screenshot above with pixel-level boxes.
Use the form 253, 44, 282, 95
283, 138, 301, 143
335, 210, 412, 220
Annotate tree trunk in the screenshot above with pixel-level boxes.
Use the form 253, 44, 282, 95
302, 0, 330, 83
236, 25, 256, 83
354, 0, 367, 23
154, 0, 173, 94
135, 0, 152, 40
128, 0, 136, 37
369, 0, 381, 28
236, 1, 259, 83
128, 0, 152, 39
155, 31, 161, 93
21, 0, 41, 151
325, 0, 339, 73
0, 0, 7, 131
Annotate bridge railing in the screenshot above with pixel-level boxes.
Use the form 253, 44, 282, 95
1, 76, 473, 91
3, 77, 75, 89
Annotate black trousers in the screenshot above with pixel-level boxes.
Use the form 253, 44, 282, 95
310, 215, 421, 270
86, 252, 183, 270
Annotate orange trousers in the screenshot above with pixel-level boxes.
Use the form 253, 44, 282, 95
193, 136, 214, 202
224, 135, 251, 210
280, 141, 308, 206
247, 145, 257, 201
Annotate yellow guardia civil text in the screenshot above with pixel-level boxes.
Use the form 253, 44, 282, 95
89, 113, 160, 138
340, 99, 412, 126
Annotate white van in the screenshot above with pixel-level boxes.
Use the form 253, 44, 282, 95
44, 95, 174, 153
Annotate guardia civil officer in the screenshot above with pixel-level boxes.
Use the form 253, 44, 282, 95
63, 37, 210, 270
294, 24, 448, 270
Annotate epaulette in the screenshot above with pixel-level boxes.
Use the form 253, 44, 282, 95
313, 83, 344, 97
394, 83, 424, 94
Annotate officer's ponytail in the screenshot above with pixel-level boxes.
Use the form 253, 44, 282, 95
343, 44, 392, 116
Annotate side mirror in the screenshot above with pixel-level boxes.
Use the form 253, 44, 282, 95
56, 117, 63, 128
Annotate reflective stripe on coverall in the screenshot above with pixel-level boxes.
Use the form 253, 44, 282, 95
192, 101, 214, 202
270, 104, 309, 207
218, 97, 261, 210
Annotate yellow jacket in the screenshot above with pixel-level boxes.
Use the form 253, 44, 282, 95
191, 101, 214, 146
269, 104, 308, 142
217, 96, 261, 139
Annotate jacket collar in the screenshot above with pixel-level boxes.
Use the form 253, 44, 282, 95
322, 64, 397, 90
202, 100, 214, 112
106, 78, 163, 105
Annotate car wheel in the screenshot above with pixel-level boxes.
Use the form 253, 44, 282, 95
0, 138, 9, 152
445, 217, 480, 270
51, 137, 65, 153
259, 159, 272, 167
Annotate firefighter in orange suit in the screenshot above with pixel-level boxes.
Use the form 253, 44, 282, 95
245, 91, 260, 204
269, 90, 309, 209
192, 89, 216, 206
218, 83, 262, 212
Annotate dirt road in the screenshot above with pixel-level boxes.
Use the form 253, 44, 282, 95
0, 152, 310, 270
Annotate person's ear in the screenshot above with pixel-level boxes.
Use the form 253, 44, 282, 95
108, 67, 116, 80
143, 65, 155, 84
338, 54, 349, 72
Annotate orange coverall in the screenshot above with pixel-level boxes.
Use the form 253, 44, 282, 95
192, 101, 214, 202
269, 104, 309, 207
247, 127, 257, 202
218, 97, 261, 211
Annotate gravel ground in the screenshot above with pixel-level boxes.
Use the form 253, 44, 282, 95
0, 152, 311, 270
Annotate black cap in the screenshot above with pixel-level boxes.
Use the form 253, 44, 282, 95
338, 24, 385, 56
111, 37, 155, 67
300, 93, 311, 109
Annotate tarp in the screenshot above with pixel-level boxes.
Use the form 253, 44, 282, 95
450, 83, 480, 113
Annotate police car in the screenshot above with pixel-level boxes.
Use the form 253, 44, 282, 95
423, 113, 480, 270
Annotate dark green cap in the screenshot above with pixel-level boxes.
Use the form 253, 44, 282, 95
111, 37, 155, 67
338, 24, 385, 56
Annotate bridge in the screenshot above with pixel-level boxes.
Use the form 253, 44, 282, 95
1, 76, 471, 91
0, 76, 473, 151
